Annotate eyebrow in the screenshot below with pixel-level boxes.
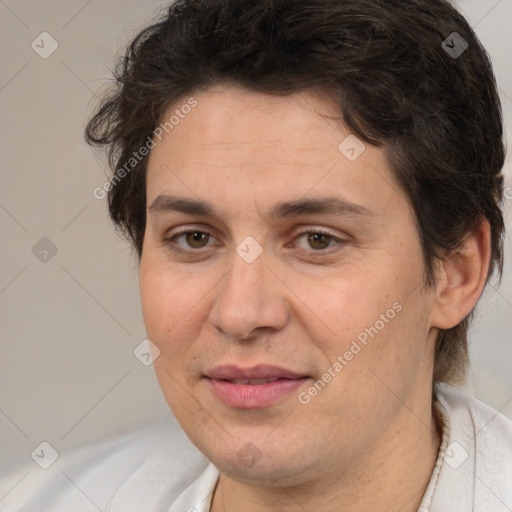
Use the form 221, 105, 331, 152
148, 195, 374, 219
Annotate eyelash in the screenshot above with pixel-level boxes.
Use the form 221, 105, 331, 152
162, 228, 345, 256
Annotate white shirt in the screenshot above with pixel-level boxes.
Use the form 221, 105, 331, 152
1, 383, 511, 512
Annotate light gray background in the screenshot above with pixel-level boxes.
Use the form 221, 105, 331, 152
1, 0, 511, 479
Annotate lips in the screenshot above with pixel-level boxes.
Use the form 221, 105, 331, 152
228, 378, 281, 385
206, 364, 307, 381
204, 364, 310, 409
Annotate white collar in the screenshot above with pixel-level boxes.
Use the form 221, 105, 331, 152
167, 462, 220, 512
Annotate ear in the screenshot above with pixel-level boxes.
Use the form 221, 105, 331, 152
430, 219, 491, 330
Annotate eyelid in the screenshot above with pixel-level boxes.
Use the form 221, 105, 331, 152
291, 226, 342, 239
162, 226, 221, 253
289, 227, 346, 252
163, 225, 347, 254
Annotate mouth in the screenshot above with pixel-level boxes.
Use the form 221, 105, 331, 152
204, 364, 311, 409
222, 377, 285, 385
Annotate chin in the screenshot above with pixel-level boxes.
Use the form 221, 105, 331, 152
200, 432, 321, 487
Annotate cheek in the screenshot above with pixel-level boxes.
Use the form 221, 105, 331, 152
285, 255, 430, 380
290, 274, 433, 430
139, 259, 204, 350
284, 266, 403, 348
139, 260, 210, 415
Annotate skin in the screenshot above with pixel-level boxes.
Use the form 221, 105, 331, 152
139, 86, 490, 512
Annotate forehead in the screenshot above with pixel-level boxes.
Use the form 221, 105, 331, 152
145, 86, 408, 223
150, 87, 353, 168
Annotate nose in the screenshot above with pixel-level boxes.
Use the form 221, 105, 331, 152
209, 248, 289, 340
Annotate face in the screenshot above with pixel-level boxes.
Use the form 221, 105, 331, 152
139, 86, 438, 487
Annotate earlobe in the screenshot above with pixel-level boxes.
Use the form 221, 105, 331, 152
430, 219, 491, 330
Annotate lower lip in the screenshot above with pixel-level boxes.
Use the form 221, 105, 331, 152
207, 378, 310, 409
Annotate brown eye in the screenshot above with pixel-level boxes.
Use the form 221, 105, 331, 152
307, 232, 333, 250
291, 230, 343, 254
184, 231, 210, 248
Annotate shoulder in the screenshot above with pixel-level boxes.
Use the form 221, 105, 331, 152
432, 383, 512, 511
0, 419, 209, 512
436, 382, 512, 445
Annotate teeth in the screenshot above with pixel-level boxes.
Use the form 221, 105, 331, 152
230, 378, 281, 385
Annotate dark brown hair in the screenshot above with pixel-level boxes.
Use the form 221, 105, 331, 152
85, 0, 505, 384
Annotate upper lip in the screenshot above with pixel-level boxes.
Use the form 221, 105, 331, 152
206, 364, 307, 380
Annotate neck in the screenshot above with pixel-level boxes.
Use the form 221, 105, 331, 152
210, 392, 441, 512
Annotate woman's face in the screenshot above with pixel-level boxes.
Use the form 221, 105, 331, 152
139, 86, 438, 486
